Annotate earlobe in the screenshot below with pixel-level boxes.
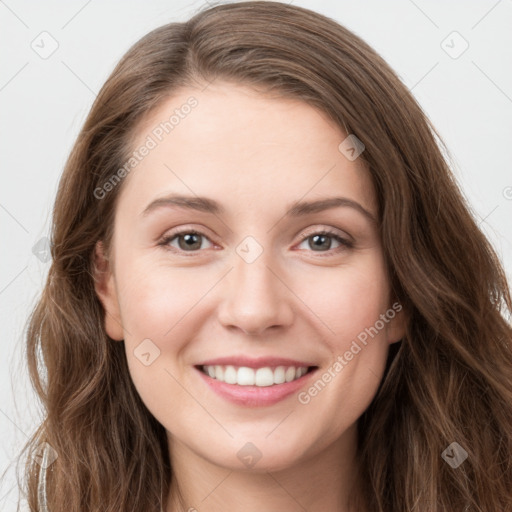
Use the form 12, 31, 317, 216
387, 303, 408, 345
93, 241, 124, 341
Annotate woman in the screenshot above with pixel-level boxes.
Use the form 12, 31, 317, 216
18, 2, 512, 511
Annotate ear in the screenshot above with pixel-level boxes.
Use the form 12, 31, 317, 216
93, 240, 124, 341
386, 301, 407, 345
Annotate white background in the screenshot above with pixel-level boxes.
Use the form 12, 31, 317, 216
1, 0, 511, 509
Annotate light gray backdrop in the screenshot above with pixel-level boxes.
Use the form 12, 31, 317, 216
1, 0, 511, 509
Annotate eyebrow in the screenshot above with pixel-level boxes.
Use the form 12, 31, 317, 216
141, 194, 376, 224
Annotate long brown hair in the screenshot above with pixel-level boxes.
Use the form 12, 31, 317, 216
16, 2, 512, 511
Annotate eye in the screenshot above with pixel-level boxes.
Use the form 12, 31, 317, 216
158, 227, 353, 256
159, 229, 214, 253
296, 229, 353, 254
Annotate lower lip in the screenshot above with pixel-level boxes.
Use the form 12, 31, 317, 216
195, 367, 318, 407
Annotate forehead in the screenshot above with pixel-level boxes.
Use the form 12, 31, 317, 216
120, 82, 376, 217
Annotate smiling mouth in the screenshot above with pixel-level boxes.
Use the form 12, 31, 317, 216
196, 364, 318, 387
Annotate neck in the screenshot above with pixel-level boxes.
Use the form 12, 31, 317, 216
165, 423, 363, 512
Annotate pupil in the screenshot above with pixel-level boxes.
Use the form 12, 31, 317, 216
180, 233, 201, 250
311, 234, 330, 251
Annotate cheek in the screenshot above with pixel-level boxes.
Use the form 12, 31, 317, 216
116, 258, 220, 405
294, 254, 392, 417
117, 263, 210, 429
117, 257, 213, 341
297, 253, 390, 344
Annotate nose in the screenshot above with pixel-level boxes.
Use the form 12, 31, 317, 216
217, 250, 294, 336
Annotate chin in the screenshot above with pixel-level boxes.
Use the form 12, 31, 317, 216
199, 435, 313, 473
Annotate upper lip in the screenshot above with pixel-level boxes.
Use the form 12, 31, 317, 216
195, 356, 317, 369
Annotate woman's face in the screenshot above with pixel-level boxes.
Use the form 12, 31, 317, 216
95, 81, 405, 472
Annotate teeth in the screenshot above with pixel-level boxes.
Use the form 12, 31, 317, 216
285, 366, 296, 382
214, 365, 224, 381
238, 366, 255, 385
224, 365, 237, 384
202, 365, 310, 386
255, 367, 274, 387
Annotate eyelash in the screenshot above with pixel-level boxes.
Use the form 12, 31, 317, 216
158, 227, 353, 257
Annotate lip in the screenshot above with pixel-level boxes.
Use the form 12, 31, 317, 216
194, 363, 318, 407
195, 356, 316, 369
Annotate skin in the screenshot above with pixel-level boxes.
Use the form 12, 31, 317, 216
94, 81, 406, 512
